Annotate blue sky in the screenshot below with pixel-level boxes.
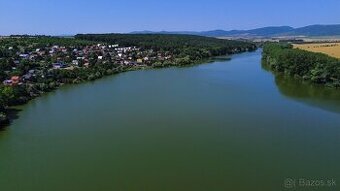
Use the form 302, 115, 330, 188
0, 0, 339, 35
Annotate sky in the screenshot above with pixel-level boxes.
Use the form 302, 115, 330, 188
0, 0, 339, 35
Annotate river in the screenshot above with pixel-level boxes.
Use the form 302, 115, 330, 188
0, 50, 339, 191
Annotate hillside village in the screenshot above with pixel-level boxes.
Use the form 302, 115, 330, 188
1, 42, 172, 87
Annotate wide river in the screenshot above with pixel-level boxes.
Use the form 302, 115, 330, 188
0, 50, 339, 191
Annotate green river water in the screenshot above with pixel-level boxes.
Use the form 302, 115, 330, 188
0, 50, 339, 191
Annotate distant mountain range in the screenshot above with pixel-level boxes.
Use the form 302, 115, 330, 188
131, 24, 340, 37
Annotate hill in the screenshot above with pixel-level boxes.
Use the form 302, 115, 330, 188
131, 24, 340, 37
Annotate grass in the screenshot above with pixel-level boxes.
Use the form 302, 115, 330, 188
294, 43, 340, 59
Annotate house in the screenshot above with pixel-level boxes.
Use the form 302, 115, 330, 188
3, 80, 12, 86
19, 54, 29, 59
22, 70, 35, 81
52, 63, 67, 69
109, 44, 119, 48
22, 74, 32, 81
11, 76, 20, 85
53, 63, 62, 69
98, 56, 103, 60
137, 59, 143, 64
72, 60, 79, 66
29, 55, 37, 60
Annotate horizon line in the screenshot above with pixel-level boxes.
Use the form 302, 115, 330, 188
1, 23, 339, 37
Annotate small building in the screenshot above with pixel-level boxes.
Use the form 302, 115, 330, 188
137, 59, 143, 64
109, 44, 119, 48
72, 60, 79, 66
11, 76, 20, 85
22, 74, 32, 81
3, 80, 12, 86
19, 54, 29, 59
52, 63, 67, 69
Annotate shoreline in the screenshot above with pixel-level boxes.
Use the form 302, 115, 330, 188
0, 52, 241, 129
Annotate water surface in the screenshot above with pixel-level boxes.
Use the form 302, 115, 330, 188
1, 50, 339, 191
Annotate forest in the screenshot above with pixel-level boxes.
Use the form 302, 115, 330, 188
75, 34, 257, 59
262, 43, 340, 88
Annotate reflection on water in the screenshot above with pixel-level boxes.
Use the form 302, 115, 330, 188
275, 74, 340, 114
261, 60, 340, 114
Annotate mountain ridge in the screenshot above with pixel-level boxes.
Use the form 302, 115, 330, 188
131, 24, 340, 37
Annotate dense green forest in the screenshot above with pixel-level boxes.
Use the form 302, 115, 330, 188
262, 43, 340, 88
75, 34, 257, 59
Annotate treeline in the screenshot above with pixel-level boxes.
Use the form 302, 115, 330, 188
0, 37, 91, 54
75, 34, 257, 59
262, 43, 340, 88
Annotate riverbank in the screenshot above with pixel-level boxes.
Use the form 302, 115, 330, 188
1, 35, 257, 128
262, 43, 340, 88
0, 53, 239, 128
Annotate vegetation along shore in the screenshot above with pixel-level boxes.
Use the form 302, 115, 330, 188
262, 43, 340, 88
0, 34, 256, 126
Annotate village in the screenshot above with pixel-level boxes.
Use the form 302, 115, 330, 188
1, 42, 172, 86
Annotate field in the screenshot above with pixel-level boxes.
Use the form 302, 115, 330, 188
294, 43, 340, 59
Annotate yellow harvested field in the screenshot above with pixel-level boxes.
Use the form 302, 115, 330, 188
294, 43, 340, 59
